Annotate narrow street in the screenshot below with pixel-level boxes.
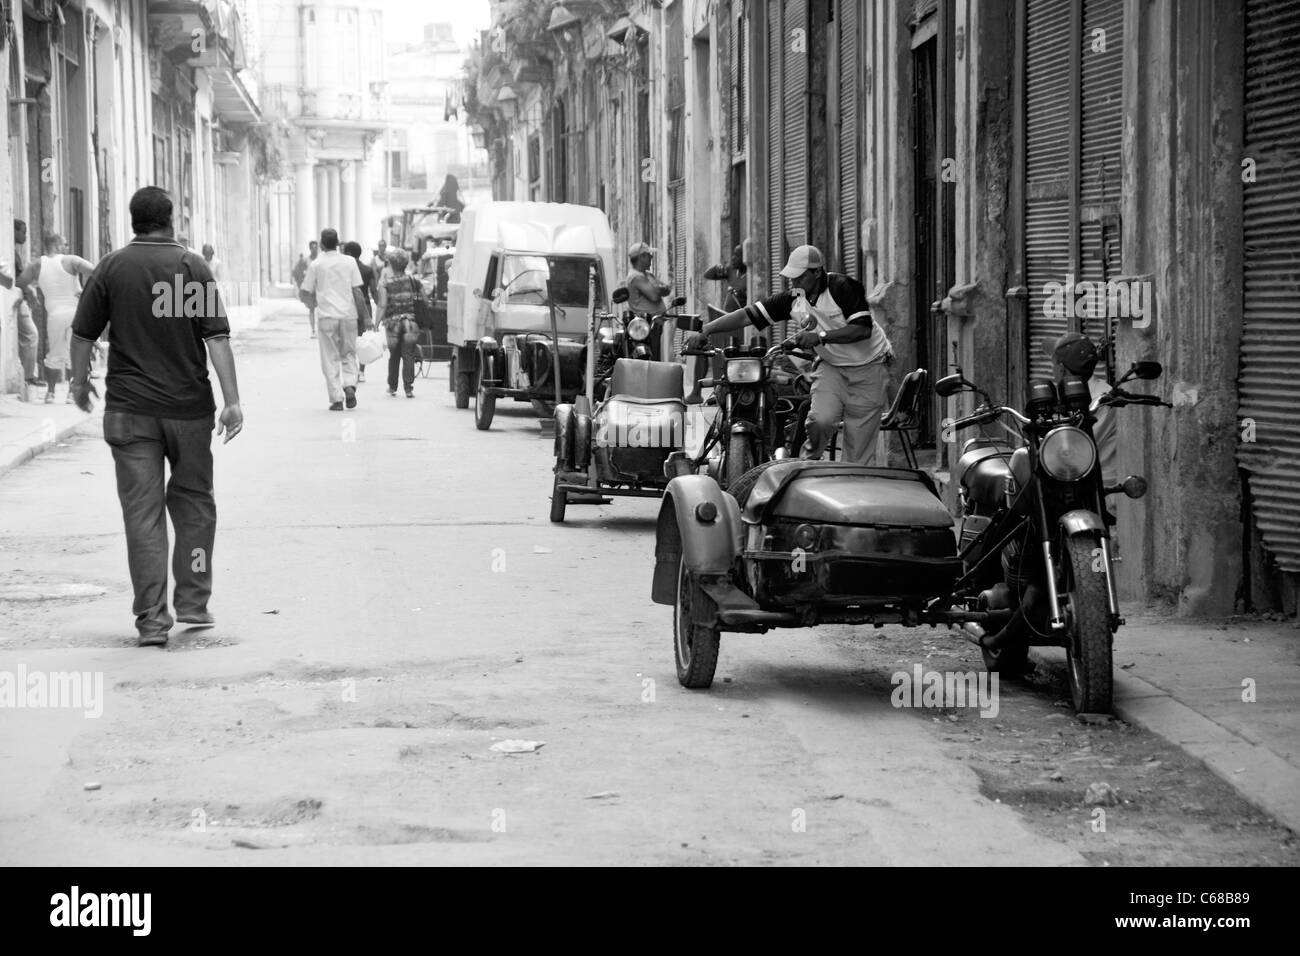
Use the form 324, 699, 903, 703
1, 304, 1294, 866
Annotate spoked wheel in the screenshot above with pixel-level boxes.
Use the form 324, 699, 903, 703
473, 368, 496, 430
674, 558, 720, 689
1062, 532, 1113, 713
452, 356, 471, 409
722, 433, 755, 492
549, 458, 568, 523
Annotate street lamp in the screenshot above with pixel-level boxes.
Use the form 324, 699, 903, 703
471, 125, 487, 150
496, 85, 518, 120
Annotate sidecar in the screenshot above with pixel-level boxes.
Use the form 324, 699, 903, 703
550, 358, 688, 522
652, 460, 964, 687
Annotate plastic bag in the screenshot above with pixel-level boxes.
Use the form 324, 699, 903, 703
356, 329, 386, 366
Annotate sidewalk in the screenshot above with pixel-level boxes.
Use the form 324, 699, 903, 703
1033, 608, 1300, 832
0, 294, 294, 478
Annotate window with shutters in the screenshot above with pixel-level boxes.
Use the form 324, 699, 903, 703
667, 2, 686, 292
1021, 0, 1124, 382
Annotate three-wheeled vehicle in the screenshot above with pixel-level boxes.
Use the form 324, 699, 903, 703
446, 202, 616, 429
549, 285, 690, 523
414, 245, 454, 365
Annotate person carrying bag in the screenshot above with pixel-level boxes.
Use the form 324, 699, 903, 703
374, 248, 421, 398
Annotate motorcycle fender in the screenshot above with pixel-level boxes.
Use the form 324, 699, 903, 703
1058, 509, 1105, 538
574, 414, 592, 469
553, 404, 576, 466
652, 476, 742, 605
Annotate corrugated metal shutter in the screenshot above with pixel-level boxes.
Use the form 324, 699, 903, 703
1024, 0, 1073, 382
726, 6, 739, 155
782, 0, 808, 265
1078, 0, 1123, 363
839, 0, 859, 279
1239, 0, 1300, 572
767, 0, 784, 292
672, 184, 688, 294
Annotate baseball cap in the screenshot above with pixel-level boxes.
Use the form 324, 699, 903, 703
629, 242, 656, 259
1051, 331, 1099, 377
779, 244, 824, 279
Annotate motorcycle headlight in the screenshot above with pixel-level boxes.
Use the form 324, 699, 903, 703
627, 317, 651, 342
728, 358, 763, 384
1038, 426, 1097, 481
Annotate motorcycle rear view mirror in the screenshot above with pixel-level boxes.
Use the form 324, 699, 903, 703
1129, 360, 1163, 381
934, 373, 968, 398
671, 296, 687, 308
612, 286, 630, 305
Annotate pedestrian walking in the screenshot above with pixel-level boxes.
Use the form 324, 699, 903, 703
343, 241, 375, 383
10, 219, 42, 393
685, 244, 893, 465
295, 239, 320, 336
66, 185, 242, 648
17, 234, 95, 404
374, 248, 421, 398
298, 228, 369, 411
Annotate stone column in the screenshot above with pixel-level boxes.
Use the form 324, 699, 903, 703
340, 161, 357, 241
326, 164, 342, 232
294, 162, 316, 255
355, 156, 374, 248
315, 166, 329, 239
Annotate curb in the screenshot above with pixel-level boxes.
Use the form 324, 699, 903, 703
0, 412, 98, 481
1031, 647, 1300, 833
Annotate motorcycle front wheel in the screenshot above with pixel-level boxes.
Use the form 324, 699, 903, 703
723, 433, 755, 491
1062, 532, 1113, 713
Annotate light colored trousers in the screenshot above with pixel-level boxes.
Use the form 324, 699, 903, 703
317, 316, 358, 403
806, 360, 890, 465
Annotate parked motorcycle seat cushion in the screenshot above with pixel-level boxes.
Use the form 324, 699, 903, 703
610, 358, 685, 404
740, 460, 952, 529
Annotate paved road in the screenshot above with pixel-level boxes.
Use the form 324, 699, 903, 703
0, 304, 1292, 866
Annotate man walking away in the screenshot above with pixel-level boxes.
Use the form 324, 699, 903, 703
67, 186, 243, 647
301, 240, 320, 336
686, 244, 893, 465
299, 228, 368, 410
343, 241, 375, 383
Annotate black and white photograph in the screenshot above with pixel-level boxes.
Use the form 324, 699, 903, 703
0, 0, 1295, 900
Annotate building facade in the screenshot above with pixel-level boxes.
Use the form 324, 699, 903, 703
2, 0, 268, 393
468, 0, 1300, 615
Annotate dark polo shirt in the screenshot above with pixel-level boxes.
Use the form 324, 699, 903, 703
71, 235, 230, 419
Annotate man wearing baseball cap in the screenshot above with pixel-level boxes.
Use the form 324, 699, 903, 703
685, 244, 893, 464
625, 242, 672, 316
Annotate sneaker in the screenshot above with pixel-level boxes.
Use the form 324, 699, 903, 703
137, 632, 168, 648
344, 386, 357, 409
387, 388, 397, 396
177, 610, 214, 626
405, 389, 414, 398
329, 401, 344, 411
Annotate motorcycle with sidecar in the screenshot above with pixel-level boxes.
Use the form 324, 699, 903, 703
652, 344, 1166, 714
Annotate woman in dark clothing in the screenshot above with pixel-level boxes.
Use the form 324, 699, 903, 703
343, 241, 375, 382
374, 248, 421, 397
436, 174, 465, 222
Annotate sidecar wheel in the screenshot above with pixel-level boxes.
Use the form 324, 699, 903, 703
474, 373, 496, 430
1062, 533, 1113, 713
549, 466, 568, 523
674, 559, 720, 689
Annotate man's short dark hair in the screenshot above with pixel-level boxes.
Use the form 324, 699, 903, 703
320, 229, 340, 250
342, 241, 362, 258
129, 186, 173, 235
309, 240, 319, 248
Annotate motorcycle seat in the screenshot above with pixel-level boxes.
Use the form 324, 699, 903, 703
610, 358, 684, 404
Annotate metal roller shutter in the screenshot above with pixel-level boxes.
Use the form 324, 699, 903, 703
768, 0, 785, 292
1239, 0, 1300, 572
1023, 0, 1073, 382
782, 0, 809, 267
839, 0, 859, 279
1079, 0, 1124, 363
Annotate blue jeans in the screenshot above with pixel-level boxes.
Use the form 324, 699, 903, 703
103, 411, 216, 638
